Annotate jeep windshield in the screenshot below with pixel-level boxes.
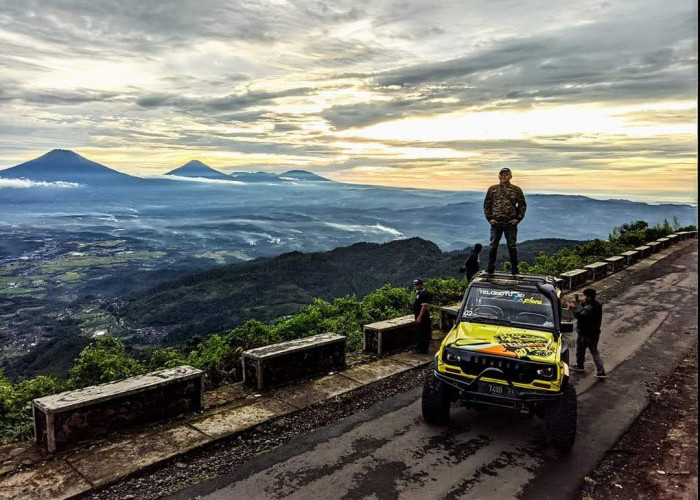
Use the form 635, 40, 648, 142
461, 286, 555, 331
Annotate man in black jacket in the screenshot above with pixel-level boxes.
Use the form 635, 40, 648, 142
413, 278, 431, 354
566, 288, 606, 378
459, 243, 483, 281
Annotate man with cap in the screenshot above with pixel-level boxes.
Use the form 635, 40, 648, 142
412, 278, 431, 354
483, 167, 527, 274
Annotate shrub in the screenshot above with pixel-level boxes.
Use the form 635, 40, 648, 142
0, 372, 62, 444
67, 335, 147, 389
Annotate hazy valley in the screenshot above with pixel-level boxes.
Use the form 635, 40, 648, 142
1, 150, 696, 379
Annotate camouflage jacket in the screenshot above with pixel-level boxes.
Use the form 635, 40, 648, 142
483, 183, 527, 223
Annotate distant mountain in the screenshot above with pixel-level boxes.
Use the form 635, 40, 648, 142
226, 169, 331, 183
0, 149, 136, 185
165, 160, 231, 180
280, 170, 331, 182
228, 171, 285, 183
121, 236, 583, 343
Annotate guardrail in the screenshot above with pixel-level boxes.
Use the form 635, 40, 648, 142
242, 333, 346, 390
363, 315, 416, 355
33, 366, 203, 452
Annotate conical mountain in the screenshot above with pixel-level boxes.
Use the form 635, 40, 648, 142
165, 160, 231, 180
0, 149, 136, 184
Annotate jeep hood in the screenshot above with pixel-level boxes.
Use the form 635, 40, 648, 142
444, 321, 557, 362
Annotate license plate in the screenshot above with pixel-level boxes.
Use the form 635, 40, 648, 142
478, 382, 516, 398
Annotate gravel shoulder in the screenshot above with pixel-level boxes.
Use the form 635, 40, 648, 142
578, 349, 698, 500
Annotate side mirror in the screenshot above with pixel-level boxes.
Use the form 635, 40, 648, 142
560, 322, 574, 334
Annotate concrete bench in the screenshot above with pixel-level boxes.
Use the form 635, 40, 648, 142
604, 255, 625, 273
243, 333, 345, 390
647, 241, 662, 253
553, 277, 565, 291
620, 250, 640, 266
655, 238, 670, 249
634, 245, 651, 259
33, 366, 203, 453
440, 303, 461, 332
672, 232, 688, 241
584, 262, 609, 281
559, 269, 591, 290
364, 315, 416, 355
666, 234, 679, 245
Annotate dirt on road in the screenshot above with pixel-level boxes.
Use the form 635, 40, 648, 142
579, 349, 698, 500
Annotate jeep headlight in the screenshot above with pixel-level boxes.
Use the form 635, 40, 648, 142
536, 366, 556, 380
442, 349, 461, 365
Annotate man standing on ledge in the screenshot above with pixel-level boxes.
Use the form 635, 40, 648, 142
483, 167, 527, 275
413, 278, 431, 354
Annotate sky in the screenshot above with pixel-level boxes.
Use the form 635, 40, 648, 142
0, 0, 697, 203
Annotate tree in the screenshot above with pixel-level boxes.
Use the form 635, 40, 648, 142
67, 336, 146, 389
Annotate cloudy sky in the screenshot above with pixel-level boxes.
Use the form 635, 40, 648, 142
0, 0, 696, 202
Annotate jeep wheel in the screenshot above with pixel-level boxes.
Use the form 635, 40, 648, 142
422, 369, 451, 425
546, 384, 577, 451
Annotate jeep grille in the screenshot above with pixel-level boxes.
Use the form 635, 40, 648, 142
443, 348, 556, 382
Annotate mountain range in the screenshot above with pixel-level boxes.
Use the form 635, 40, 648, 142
0, 149, 330, 184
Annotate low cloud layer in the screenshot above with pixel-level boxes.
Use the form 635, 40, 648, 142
0, 178, 81, 189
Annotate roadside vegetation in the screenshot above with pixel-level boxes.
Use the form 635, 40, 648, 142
0, 219, 694, 444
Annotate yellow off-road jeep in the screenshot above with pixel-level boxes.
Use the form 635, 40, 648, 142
422, 271, 577, 451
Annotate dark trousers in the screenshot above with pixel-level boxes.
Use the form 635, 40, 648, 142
415, 317, 431, 353
466, 271, 477, 282
576, 334, 605, 373
487, 223, 518, 273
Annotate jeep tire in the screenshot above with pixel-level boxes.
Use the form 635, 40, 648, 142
546, 384, 577, 451
422, 369, 451, 425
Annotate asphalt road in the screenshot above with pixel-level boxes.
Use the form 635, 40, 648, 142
171, 245, 698, 500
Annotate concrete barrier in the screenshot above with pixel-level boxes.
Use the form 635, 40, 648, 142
656, 237, 670, 249
439, 304, 460, 332
620, 250, 641, 266
584, 261, 609, 281
634, 245, 651, 259
243, 333, 346, 390
553, 277, 565, 290
560, 269, 591, 290
666, 234, 679, 245
648, 241, 662, 253
33, 366, 204, 453
363, 315, 416, 355
604, 255, 625, 273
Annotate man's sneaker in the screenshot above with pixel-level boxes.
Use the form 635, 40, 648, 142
570, 365, 585, 372
594, 372, 607, 379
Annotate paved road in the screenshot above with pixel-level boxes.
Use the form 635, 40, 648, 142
172, 246, 698, 500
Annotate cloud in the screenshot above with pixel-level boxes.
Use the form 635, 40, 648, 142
0, 178, 81, 189
135, 87, 314, 113
0, 0, 696, 202
148, 174, 245, 185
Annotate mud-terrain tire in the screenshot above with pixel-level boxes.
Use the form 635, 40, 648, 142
546, 384, 577, 451
422, 369, 451, 425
